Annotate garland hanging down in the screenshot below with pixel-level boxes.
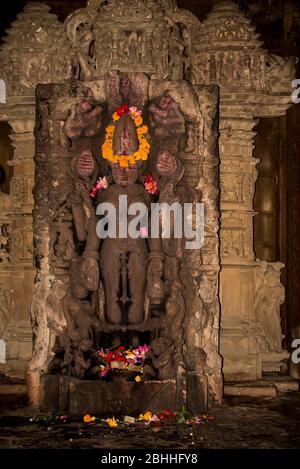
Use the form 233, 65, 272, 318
102, 104, 151, 168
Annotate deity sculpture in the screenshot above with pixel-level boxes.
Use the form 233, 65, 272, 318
82, 160, 164, 326
54, 72, 188, 380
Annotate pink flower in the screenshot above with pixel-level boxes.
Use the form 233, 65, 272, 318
90, 177, 109, 198
140, 227, 148, 238
129, 106, 137, 114
96, 177, 109, 190
150, 414, 160, 423
133, 344, 149, 358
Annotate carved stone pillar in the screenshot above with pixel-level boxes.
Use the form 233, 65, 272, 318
3, 119, 35, 377
190, 1, 295, 380
0, 193, 11, 374
0, 2, 74, 378
219, 114, 261, 380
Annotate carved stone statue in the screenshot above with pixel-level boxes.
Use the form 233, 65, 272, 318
266, 54, 298, 92
51, 256, 99, 379
82, 161, 164, 326
255, 261, 285, 353
52, 74, 190, 382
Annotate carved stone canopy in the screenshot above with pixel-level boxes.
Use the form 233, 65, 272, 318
0, 3, 74, 101
65, 0, 198, 80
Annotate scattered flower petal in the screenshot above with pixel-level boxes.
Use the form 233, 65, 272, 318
107, 417, 118, 428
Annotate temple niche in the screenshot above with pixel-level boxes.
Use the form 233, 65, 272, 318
0, 0, 297, 413
28, 1, 222, 414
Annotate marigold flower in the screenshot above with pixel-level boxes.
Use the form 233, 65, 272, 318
137, 125, 148, 135
83, 414, 96, 423
107, 417, 118, 427
119, 157, 129, 168
106, 125, 115, 133
134, 116, 143, 127
102, 108, 150, 167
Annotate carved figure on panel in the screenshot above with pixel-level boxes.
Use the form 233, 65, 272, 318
255, 261, 285, 353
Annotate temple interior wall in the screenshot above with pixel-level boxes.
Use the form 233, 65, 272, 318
0, 0, 299, 383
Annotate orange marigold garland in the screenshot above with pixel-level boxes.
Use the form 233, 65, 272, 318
102, 105, 151, 168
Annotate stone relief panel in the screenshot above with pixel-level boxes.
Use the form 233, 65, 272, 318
65, 0, 194, 81
221, 212, 254, 262
220, 160, 258, 208
0, 3, 74, 100
0, 191, 11, 212
254, 260, 286, 354
10, 226, 33, 264
191, 2, 296, 98
0, 224, 10, 266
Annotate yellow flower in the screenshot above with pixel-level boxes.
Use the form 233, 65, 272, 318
128, 156, 136, 165
119, 156, 129, 168
135, 375, 142, 382
83, 414, 96, 423
140, 152, 148, 161
138, 411, 153, 421
106, 125, 115, 134
134, 116, 143, 127
137, 125, 148, 135
107, 417, 118, 427
101, 112, 150, 167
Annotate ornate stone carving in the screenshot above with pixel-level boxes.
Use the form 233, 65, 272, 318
0, 3, 74, 100
0, 191, 11, 211
221, 212, 254, 262
65, 0, 194, 81
254, 261, 286, 354
29, 64, 222, 412
10, 228, 33, 264
0, 0, 296, 387
266, 54, 298, 93
189, 0, 295, 381
191, 1, 296, 103
0, 224, 10, 266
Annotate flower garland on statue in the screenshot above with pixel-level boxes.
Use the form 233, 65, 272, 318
102, 104, 151, 168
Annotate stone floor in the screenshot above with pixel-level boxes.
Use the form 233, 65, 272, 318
0, 391, 300, 449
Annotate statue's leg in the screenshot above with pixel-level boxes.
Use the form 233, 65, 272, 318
127, 244, 147, 325
100, 242, 122, 325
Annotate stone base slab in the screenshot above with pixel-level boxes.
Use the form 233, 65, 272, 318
0, 377, 27, 395
224, 375, 299, 397
40, 375, 178, 417
262, 374, 299, 392
224, 381, 277, 397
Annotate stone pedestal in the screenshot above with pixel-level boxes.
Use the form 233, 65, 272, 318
40, 375, 180, 416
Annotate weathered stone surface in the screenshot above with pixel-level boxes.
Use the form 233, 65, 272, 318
31, 75, 221, 411
262, 374, 299, 393
40, 375, 177, 416
224, 381, 277, 398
